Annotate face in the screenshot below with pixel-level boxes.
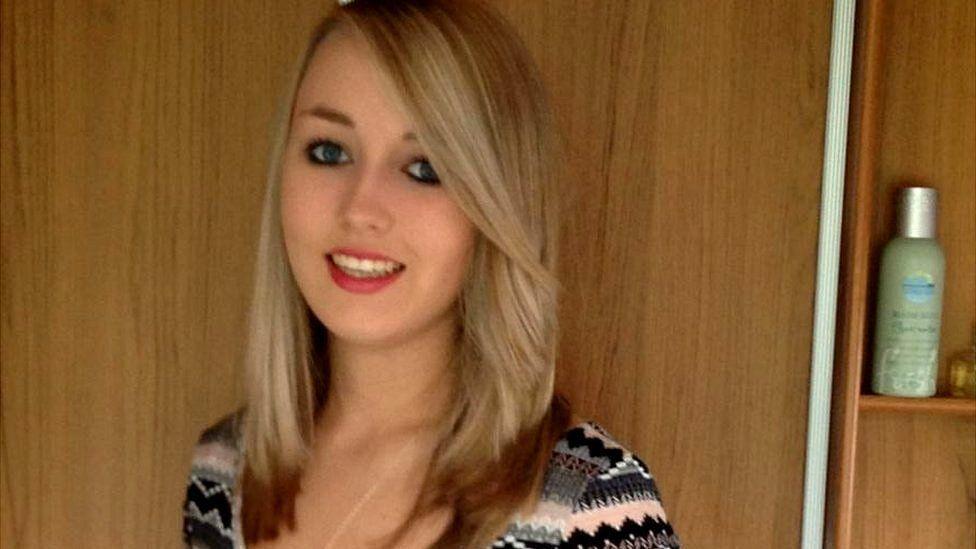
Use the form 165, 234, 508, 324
280, 28, 476, 349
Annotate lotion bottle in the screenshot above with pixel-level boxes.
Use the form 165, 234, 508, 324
871, 186, 946, 397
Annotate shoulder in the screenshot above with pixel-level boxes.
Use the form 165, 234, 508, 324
182, 407, 245, 549
548, 420, 682, 548
189, 407, 244, 480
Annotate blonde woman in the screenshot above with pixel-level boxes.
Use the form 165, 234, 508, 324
181, 1, 680, 547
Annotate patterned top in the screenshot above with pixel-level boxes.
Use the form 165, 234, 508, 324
182, 409, 681, 548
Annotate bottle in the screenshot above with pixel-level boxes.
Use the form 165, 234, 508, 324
948, 324, 976, 398
871, 186, 946, 397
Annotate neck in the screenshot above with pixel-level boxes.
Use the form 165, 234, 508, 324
318, 318, 459, 443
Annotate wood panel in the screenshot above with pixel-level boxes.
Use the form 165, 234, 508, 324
1, 1, 324, 546
852, 414, 976, 548
499, 1, 832, 546
2, 1, 833, 547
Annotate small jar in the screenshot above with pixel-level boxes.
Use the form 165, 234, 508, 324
948, 325, 976, 398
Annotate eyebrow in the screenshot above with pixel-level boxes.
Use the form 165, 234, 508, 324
297, 105, 417, 141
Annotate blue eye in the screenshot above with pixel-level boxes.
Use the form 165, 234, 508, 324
306, 139, 349, 165
304, 138, 440, 186
405, 158, 440, 185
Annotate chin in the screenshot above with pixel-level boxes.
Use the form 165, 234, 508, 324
322, 318, 412, 347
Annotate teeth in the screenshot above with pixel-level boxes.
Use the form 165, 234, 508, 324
331, 253, 404, 277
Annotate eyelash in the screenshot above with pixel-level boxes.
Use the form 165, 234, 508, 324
303, 138, 441, 186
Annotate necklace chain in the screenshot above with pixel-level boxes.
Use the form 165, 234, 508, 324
319, 448, 417, 549
320, 478, 385, 549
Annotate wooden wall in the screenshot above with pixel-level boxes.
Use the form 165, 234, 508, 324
1, 1, 326, 546
1, 1, 833, 547
525, 1, 832, 546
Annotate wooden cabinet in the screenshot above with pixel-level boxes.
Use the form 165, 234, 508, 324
827, 0, 976, 547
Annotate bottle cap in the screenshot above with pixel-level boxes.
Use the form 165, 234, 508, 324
897, 186, 938, 239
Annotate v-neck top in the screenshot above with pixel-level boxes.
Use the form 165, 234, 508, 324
182, 408, 681, 548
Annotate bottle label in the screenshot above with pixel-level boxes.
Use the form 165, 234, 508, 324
874, 345, 937, 394
902, 273, 936, 303
873, 301, 942, 396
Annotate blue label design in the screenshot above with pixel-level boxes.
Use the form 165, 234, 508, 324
902, 273, 935, 303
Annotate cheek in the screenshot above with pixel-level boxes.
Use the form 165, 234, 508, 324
280, 169, 332, 247
280, 185, 307, 244
427, 205, 476, 282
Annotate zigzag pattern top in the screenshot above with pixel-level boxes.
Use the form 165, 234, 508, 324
182, 409, 681, 548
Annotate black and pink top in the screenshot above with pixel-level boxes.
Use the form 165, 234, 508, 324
182, 409, 681, 548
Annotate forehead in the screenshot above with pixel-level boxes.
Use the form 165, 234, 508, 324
293, 28, 410, 130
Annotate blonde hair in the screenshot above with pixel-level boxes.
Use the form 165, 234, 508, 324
239, 0, 573, 546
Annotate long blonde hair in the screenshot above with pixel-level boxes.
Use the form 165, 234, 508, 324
239, 1, 572, 546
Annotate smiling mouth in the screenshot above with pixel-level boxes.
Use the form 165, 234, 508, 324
327, 253, 406, 279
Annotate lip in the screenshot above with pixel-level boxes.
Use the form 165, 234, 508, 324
326, 254, 404, 294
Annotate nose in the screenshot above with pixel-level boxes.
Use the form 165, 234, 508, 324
337, 165, 394, 235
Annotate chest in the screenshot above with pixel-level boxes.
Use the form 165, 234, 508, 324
248, 452, 452, 549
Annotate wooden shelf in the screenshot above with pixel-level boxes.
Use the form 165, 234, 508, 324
858, 394, 976, 417
827, 0, 976, 546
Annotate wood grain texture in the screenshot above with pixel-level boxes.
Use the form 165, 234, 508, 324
2, 1, 833, 547
495, 1, 832, 546
860, 395, 976, 416
1, 1, 324, 546
852, 414, 976, 548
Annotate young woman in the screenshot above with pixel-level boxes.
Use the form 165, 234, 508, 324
182, 1, 680, 548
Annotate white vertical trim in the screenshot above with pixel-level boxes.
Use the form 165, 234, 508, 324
802, 0, 857, 547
